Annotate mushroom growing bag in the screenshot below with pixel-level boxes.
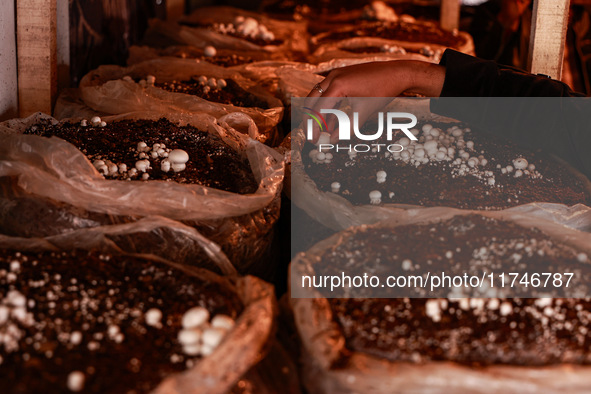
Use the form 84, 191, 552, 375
309, 20, 475, 62
126, 44, 276, 66
55, 58, 284, 146
287, 97, 591, 233
0, 112, 284, 277
288, 207, 591, 393
309, 36, 436, 64
0, 231, 276, 394
176, 6, 309, 57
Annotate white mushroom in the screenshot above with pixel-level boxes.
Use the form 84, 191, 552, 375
161, 159, 171, 173
397, 137, 410, 147
107, 163, 118, 176
183, 343, 202, 356
178, 328, 202, 346
316, 132, 331, 147
67, 371, 85, 392
145, 308, 162, 328
182, 306, 209, 329
169, 149, 189, 173
90, 116, 101, 126
211, 315, 235, 331
135, 160, 150, 173
513, 158, 528, 170
93, 160, 105, 169
202, 327, 226, 349
369, 190, 382, 205
204, 45, 217, 57
423, 140, 438, 154
467, 157, 479, 168
137, 142, 149, 152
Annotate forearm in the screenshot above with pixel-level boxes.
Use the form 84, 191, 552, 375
403, 61, 446, 97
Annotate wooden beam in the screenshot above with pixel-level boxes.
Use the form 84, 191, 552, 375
0, 0, 18, 121
57, 0, 70, 92
17, 0, 57, 117
527, 0, 571, 79
440, 0, 460, 31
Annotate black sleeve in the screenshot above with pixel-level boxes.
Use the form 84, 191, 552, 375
430, 49, 591, 180
437, 49, 584, 97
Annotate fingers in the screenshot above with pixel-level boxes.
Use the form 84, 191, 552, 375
304, 79, 344, 143
303, 70, 350, 143
305, 76, 331, 99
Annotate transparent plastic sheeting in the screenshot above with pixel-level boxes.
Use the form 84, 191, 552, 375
289, 279, 591, 394
0, 231, 276, 394
0, 216, 236, 276
289, 97, 591, 298
54, 58, 284, 145
0, 112, 284, 276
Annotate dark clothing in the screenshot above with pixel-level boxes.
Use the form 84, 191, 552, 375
438, 49, 582, 97
431, 49, 591, 179
469, 0, 531, 70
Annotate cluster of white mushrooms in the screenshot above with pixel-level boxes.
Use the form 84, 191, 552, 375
213, 16, 275, 42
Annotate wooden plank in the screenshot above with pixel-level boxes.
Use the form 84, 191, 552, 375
57, 0, 70, 92
527, 0, 571, 79
440, 0, 460, 31
17, 0, 57, 117
167, 0, 184, 21
0, 0, 18, 121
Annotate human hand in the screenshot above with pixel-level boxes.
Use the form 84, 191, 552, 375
305, 60, 445, 142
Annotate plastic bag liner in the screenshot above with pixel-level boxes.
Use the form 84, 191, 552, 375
227, 339, 302, 394
58, 58, 284, 146
0, 215, 236, 276
289, 207, 591, 394
127, 44, 277, 66
128, 46, 303, 118
287, 100, 591, 233
310, 21, 475, 56
0, 112, 284, 277
53, 88, 264, 144
0, 232, 276, 394
309, 36, 438, 64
